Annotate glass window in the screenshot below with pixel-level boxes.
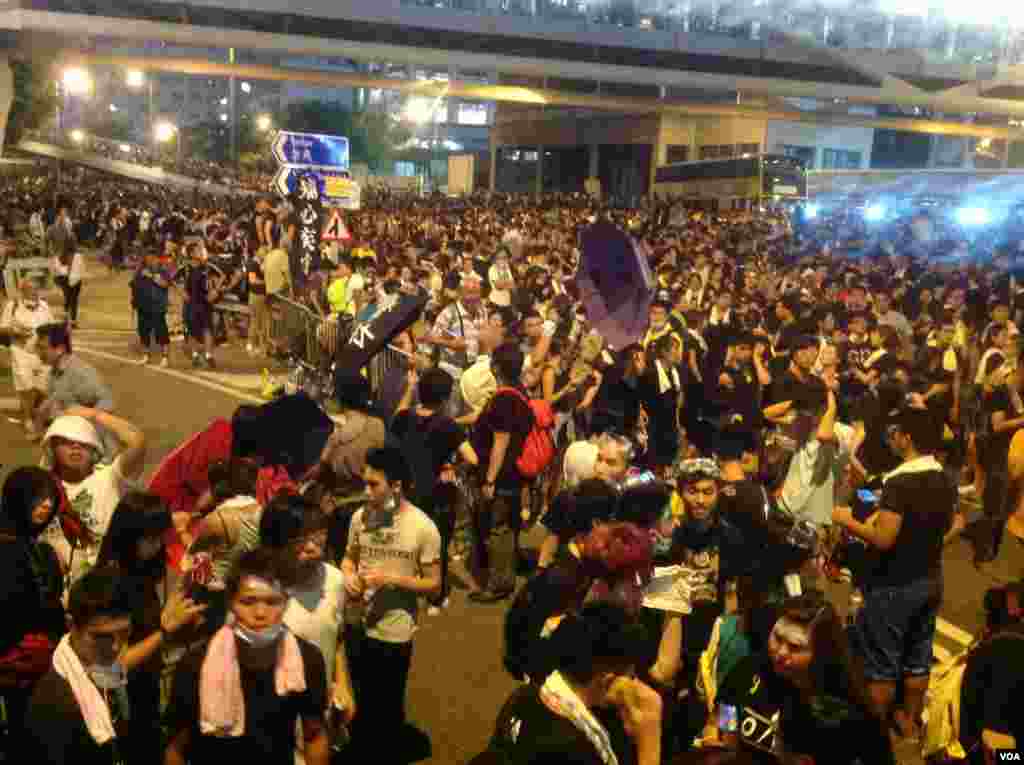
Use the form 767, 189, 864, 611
781, 144, 816, 168
457, 102, 489, 125
395, 161, 416, 177
738, 143, 760, 156
821, 148, 862, 169
666, 145, 689, 163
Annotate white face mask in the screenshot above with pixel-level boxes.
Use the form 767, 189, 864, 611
88, 661, 128, 690
234, 622, 286, 649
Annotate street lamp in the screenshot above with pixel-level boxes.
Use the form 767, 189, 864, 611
154, 121, 181, 167
125, 69, 145, 88
61, 67, 92, 96
69, 129, 85, 144
256, 114, 272, 131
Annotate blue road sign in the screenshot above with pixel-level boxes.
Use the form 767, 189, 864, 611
272, 131, 349, 170
272, 167, 358, 203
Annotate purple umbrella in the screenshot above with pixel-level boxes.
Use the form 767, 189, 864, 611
576, 221, 655, 349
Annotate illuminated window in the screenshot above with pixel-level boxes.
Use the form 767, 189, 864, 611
821, 148, 861, 169
395, 161, 416, 176
457, 102, 489, 125
666, 145, 689, 163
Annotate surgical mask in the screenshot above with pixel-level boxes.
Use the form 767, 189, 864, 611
88, 661, 128, 690
234, 622, 286, 649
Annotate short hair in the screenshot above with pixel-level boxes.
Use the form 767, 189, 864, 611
365, 445, 411, 486
68, 568, 135, 628
418, 367, 454, 408
36, 322, 72, 353
548, 602, 647, 685
259, 491, 324, 548
892, 406, 942, 454
492, 342, 524, 385
226, 547, 284, 600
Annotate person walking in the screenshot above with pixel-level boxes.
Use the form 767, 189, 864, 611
131, 250, 171, 367
51, 240, 84, 328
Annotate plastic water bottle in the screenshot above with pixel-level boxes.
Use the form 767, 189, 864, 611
847, 589, 864, 628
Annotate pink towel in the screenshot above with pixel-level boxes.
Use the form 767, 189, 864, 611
51, 635, 116, 745
199, 624, 307, 737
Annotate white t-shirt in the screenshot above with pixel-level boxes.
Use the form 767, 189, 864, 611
284, 563, 346, 683
488, 263, 513, 307
346, 502, 441, 644
41, 456, 133, 587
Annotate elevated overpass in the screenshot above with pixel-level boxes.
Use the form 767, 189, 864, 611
15, 139, 247, 196
6, 0, 1024, 122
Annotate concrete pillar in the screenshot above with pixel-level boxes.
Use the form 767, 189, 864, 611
588, 143, 600, 178
535, 145, 544, 195
0, 57, 13, 154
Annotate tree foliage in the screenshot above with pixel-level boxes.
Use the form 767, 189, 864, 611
6, 59, 59, 147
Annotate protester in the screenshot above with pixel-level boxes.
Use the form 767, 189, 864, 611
2, 280, 55, 438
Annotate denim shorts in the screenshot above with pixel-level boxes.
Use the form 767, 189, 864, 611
850, 576, 942, 682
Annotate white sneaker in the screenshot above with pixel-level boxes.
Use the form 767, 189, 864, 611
160, 356, 169, 368
246, 343, 255, 355
138, 354, 150, 365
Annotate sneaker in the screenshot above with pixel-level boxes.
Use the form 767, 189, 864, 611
192, 353, 201, 369
160, 356, 169, 368
205, 355, 216, 370
138, 354, 150, 365
246, 343, 255, 355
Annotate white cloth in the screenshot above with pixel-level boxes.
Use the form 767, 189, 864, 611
51, 253, 85, 287
52, 634, 116, 745
10, 344, 49, 393
655, 359, 681, 395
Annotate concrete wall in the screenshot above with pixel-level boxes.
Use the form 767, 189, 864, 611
0, 57, 12, 156
765, 121, 874, 168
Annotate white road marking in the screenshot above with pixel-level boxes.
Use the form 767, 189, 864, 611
76, 345, 263, 404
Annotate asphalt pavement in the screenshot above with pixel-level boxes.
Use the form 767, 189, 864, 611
0, 257, 1020, 764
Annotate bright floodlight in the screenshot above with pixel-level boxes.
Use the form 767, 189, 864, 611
805, 203, 819, 219
956, 207, 990, 226
219, 113, 229, 123
220, 97, 228, 106
62, 67, 92, 96
865, 204, 886, 222
69, 129, 85, 143
154, 121, 176, 143
404, 97, 434, 124
241, 82, 251, 94
126, 70, 145, 88
256, 114, 272, 131
109, 103, 118, 112
119, 143, 131, 153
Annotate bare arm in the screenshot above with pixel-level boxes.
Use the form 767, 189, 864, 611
66, 407, 146, 480
649, 614, 683, 688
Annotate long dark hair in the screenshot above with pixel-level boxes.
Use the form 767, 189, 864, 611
774, 592, 873, 715
95, 491, 171, 575
1, 467, 60, 538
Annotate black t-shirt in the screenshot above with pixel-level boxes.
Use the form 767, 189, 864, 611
392, 410, 464, 505
866, 463, 954, 588
27, 669, 130, 765
960, 625, 1024, 764
489, 684, 606, 765
717, 653, 893, 765
765, 370, 825, 411
982, 387, 1016, 464
165, 635, 327, 765
470, 389, 533, 490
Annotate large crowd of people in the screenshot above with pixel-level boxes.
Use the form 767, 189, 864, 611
1, 166, 1024, 765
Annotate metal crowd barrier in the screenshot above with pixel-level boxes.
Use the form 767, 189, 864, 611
268, 294, 349, 371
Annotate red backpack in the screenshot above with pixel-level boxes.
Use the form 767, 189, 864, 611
495, 387, 556, 479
